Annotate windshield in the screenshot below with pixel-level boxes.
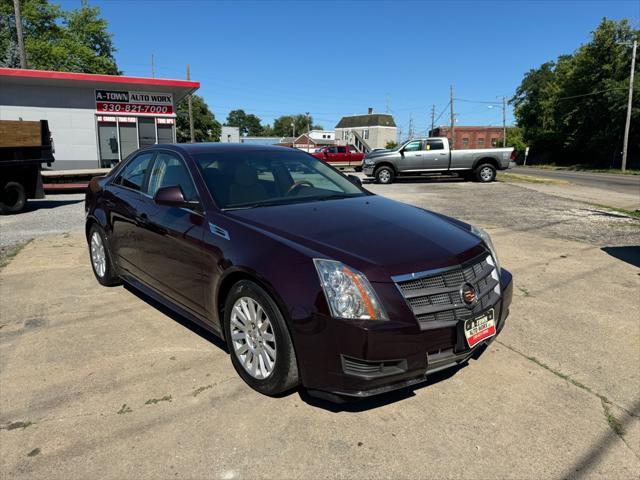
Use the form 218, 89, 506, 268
192, 149, 367, 209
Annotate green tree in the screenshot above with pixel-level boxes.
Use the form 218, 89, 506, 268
384, 141, 398, 149
495, 127, 527, 152
0, 0, 118, 74
225, 109, 264, 136
176, 95, 221, 143
512, 18, 639, 167
272, 114, 322, 137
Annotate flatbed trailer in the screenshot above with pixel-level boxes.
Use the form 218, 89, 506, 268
0, 120, 55, 214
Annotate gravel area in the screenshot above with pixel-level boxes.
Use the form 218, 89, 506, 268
362, 176, 640, 248
1, 179, 638, 253
0, 194, 85, 249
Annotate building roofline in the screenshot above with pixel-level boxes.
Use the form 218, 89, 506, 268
0, 68, 200, 89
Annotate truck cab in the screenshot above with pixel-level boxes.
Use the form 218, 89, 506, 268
311, 145, 365, 170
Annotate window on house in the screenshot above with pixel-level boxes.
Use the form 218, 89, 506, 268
491, 138, 498, 147
362, 129, 369, 140
477, 138, 485, 147
462, 137, 469, 147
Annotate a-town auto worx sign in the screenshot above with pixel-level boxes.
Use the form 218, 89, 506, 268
95, 90, 174, 115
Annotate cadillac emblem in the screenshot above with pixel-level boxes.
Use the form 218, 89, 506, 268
461, 283, 477, 307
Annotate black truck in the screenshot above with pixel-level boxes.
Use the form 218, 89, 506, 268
0, 120, 55, 214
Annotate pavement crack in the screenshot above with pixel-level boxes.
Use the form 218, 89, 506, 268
496, 340, 638, 419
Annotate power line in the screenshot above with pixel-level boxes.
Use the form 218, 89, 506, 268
556, 87, 628, 101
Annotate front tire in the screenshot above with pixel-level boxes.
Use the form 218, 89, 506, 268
0, 181, 27, 214
88, 224, 120, 286
223, 280, 299, 396
375, 165, 395, 184
475, 163, 497, 182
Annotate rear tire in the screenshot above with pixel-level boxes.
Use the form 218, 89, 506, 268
475, 163, 497, 183
88, 224, 120, 286
375, 165, 395, 184
0, 182, 27, 214
224, 280, 299, 396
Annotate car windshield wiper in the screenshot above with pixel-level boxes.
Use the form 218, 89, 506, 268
315, 193, 363, 201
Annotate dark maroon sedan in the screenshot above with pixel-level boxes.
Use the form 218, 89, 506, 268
85, 144, 512, 399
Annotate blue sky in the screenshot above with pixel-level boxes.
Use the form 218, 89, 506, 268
57, 0, 639, 137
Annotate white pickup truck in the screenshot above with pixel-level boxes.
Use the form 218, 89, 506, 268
362, 137, 515, 184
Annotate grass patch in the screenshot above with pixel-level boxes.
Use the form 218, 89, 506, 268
0, 240, 32, 270
117, 404, 132, 414
517, 285, 530, 297
497, 172, 568, 185
145, 395, 172, 405
1, 421, 33, 431
522, 164, 640, 175
192, 385, 213, 397
601, 399, 625, 436
594, 205, 640, 220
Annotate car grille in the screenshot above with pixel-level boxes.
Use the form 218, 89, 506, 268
393, 253, 500, 330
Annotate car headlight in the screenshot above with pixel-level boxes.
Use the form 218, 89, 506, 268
314, 259, 388, 320
364, 158, 374, 165
470, 225, 501, 275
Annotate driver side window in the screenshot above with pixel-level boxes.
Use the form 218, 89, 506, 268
147, 152, 198, 201
403, 140, 422, 152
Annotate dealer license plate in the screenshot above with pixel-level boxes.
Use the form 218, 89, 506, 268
464, 309, 496, 348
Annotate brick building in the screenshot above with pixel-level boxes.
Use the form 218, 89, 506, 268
429, 126, 505, 149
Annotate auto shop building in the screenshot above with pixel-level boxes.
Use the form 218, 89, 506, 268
0, 68, 199, 170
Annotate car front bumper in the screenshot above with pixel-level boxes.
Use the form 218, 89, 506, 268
363, 165, 375, 176
298, 268, 513, 399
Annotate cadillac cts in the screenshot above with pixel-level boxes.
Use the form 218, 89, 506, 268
85, 144, 513, 399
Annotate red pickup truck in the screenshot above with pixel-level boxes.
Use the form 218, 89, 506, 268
311, 146, 365, 170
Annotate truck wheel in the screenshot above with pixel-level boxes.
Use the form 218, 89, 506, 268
0, 182, 27, 214
475, 164, 497, 183
88, 224, 120, 286
375, 166, 395, 184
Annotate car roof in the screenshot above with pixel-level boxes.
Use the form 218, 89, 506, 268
152, 142, 297, 155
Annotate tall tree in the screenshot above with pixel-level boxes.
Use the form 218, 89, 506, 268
512, 18, 639, 167
176, 95, 221, 143
0, 0, 118, 74
225, 109, 264, 136
272, 114, 322, 137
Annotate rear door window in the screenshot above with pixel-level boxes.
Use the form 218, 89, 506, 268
113, 152, 154, 192
426, 139, 444, 150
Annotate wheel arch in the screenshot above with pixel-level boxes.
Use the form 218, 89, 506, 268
472, 157, 499, 171
374, 162, 397, 174
215, 267, 293, 344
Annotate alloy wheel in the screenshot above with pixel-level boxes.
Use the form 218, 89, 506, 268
378, 169, 391, 183
230, 297, 277, 380
90, 231, 106, 278
480, 166, 494, 182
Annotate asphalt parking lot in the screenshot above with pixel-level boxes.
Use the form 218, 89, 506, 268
1, 176, 639, 479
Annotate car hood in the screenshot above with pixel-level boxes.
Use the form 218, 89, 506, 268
227, 195, 485, 282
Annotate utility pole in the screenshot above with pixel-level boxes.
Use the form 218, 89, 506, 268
502, 96, 507, 147
430, 104, 435, 136
186, 64, 195, 143
151, 54, 155, 78
306, 112, 310, 152
450, 85, 455, 149
622, 39, 637, 173
291, 122, 295, 144
408, 114, 413, 139
13, 0, 27, 69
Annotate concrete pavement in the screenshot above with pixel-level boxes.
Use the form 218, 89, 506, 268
508, 167, 640, 210
1, 179, 639, 479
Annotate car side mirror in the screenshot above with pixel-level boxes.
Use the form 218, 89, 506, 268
347, 174, 362, 186
154, 185, 200, 210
